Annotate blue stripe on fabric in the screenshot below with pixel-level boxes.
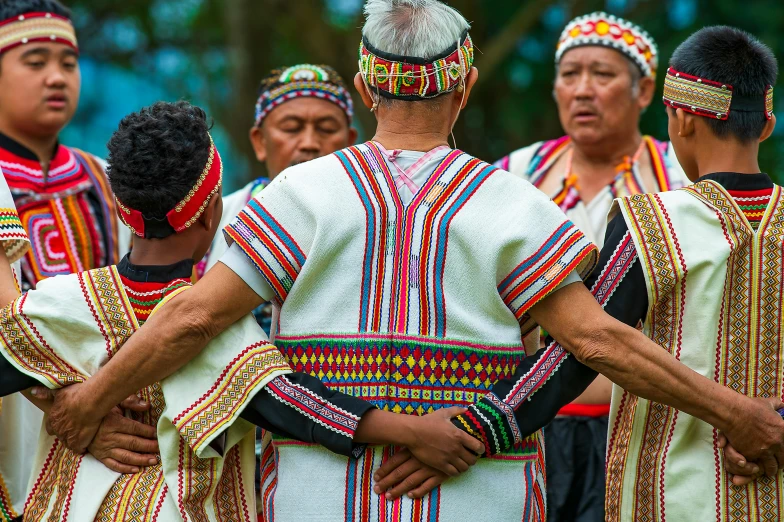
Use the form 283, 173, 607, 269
433, 161, 495, 336
247, 199, 306, 266
345, 455, 358, 522
498, 221, 573, 291
522, 464, 533, 521
427, 484, 440, 522
336, 149, 376, 332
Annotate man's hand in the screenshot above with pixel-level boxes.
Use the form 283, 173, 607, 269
404, 407, 483, 477
88, 406, 160, 474
46, 383, 151, 454
721, 397, 784, 475
718, 433, 763, 487
373, 449, 448, 499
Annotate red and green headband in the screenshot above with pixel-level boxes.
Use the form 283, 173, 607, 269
663, 67, 773, 121
117, 135, 223, 239
359, 31, 474, 100
0, 12, 78, 55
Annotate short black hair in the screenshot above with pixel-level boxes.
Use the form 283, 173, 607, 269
669, 26, 778, 143
107, 101, 211, 220
0, 0, 71, 20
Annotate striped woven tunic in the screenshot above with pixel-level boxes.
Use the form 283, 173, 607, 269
220, 142, 597, 522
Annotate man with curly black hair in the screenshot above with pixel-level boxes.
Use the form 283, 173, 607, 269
0, 100, 482, 521
0, 1, 137, 519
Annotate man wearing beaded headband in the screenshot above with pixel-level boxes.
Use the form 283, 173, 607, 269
0, 100, 482, 521
40, 2, 784, 521
0, 1, 135, 520
495, 13, 689, 520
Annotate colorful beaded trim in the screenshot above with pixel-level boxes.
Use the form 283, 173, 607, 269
255, 64, 354, 126
359, 31, 474, 100
662, 68, 773, 121
117, 135, 223, 238
556, 12, 657, 79
0, 12, 77, 55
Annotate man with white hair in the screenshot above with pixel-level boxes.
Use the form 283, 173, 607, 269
42, 1, 784, 521
495, 13, 688, 521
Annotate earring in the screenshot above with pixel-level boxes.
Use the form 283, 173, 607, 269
457, 83, 464, 93
370, 101, 379, 113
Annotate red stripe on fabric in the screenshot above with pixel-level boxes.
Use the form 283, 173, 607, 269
225, 222, 287, 302
726, 187, 774, 198
557, 403, 610, 417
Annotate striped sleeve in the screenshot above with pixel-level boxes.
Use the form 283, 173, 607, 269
223, 198, 306, 306
0, 172, 28, 263
499, 220, 597, 336
456, 214, 646, 455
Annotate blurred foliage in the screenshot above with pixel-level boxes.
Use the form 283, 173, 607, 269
67, 0, 784, 187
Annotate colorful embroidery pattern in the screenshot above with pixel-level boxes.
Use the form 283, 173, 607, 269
0, 207, 27, 263
79, 266, 139, 358
2, 145, 121, 288
275, 333, 528, 415
23, 440, 82, 522
265, 375, 362, 437
0, 470, 17, 522
359, 32, 474, 100
173, 342, 289, 453
0, 292, 83, 386
557, 12, 657, 78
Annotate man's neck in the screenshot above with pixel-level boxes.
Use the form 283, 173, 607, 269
371, 106, 452, 152
695, 138, 761, 178
128, 236, 198, 267
0, 124, 58, 166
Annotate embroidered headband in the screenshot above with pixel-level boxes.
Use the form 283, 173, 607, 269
358, 30, 474, 100
0, 12, 78, 55
662, 67, 774, 121
556, 12, 657, 79
117, 135, 223, 239
254, 64, 354, 126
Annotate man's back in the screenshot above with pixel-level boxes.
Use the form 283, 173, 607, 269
607, 173, 784, 521
223, 141, 598, 521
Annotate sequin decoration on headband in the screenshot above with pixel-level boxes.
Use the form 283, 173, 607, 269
117, 135, 223, 239
662, 68, 773, 121
254, 64, 354, 126
0, 12, 78, 55
358, 31, 474, 100
556, 12, 657, 79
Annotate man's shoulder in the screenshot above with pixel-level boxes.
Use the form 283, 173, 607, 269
64, 146, 107, 171
496, 137, 568, 179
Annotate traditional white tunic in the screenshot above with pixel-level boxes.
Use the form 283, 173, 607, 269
0, 271, 291, 522
0, 173, 34, 522
606, 179, 784, 521
219, 142, 597, 521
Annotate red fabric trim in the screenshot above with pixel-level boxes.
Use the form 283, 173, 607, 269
557, 403, 610, 417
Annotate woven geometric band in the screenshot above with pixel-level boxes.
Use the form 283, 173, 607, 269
117, 135, 223, 239
662, 68, 773, 121
359, 31, 474, 100
556, 12, 657, 79
0, 12, 77, 55
254, 64, 354, 126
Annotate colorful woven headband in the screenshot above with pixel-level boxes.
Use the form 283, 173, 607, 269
662, 68, 773, 121
0, 12, 78, 55
556, 12, 657, 79
117, 135, 223, 239
359, 31, 474, 100
254, 64, 354, 126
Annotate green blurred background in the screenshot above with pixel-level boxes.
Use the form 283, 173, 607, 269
62, 0, 784, 191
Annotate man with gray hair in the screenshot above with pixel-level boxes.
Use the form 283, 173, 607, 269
42, 1, 784, 521
495, 13, 688, 521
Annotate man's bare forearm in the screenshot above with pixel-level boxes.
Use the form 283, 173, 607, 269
530, 283, 736, 433
80, 264, 264, 419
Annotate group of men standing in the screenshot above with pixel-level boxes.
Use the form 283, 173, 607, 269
0, 0, 783, 521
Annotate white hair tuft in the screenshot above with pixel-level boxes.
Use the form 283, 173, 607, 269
362, 0, 470, 59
